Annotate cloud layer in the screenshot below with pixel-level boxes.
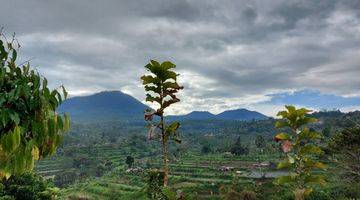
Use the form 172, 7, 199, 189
1, 0, 359, 116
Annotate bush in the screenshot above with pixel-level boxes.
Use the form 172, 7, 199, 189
0, 173, 55, 200
146, 169, 166, 199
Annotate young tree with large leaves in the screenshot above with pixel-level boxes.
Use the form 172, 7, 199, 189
0, 34, 70, 178
274, 106, 325, 200
141, 60, 183, 186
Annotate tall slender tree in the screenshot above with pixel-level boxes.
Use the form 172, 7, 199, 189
141, 60, 183, 186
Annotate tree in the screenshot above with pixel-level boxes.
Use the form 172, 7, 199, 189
255, 135, 266, 149
201, 144, 211, 154
274, 106, 326, 200
322, 126, 331, 138
125, 155, 134, 168
141, 60, 183, 186
229, 136, 249, 156
328, 127, 360, 182
0, 34, 70, 178
0, 172, 57, 200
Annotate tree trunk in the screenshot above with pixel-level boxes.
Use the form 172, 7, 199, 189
162, 135, 169, 186
161, 115, 169, 186
294, 189, 305, 200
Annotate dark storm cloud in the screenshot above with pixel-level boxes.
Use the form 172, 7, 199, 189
0, 0, 359, 114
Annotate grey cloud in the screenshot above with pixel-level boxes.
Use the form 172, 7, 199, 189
1, 0, 359, 114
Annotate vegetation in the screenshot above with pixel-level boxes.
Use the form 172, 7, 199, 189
229, 136, 249, 156
254, 135, 266, 152
125, 156, 134, 168
0, 35, 70, 179
274, 106, 326, 200
328, 127, 360, 183
141, 60, 183, 186
0, 172, 57, 200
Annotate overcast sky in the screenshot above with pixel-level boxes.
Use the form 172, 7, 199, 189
1, 0, 360, 116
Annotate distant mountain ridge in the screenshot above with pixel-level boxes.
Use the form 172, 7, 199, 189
217, 108, 268, 120
58, 91, 268, 122
171, 109, 268, 121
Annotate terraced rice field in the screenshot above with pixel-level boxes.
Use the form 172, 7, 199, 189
35, 145, 284, 199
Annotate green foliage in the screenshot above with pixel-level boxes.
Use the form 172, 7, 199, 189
141, 60, 183, 115
201, 144, 212, 154
146, 169, 166, 199
229, 136, 249, 156
141, 60, 183, 186
0, 35, 70, 178
255, 135, 266, 149
328, 127, 360, 182
0, 172, 56, 200
274, 106, 325, 200
125, 155, 134, 168
54, 171, 79, 187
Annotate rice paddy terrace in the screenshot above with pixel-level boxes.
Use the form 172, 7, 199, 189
35, 145, 287, 199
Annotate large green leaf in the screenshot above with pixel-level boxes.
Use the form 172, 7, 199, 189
165, 122, 180, 136
305, 175, 326, 186
277, 157, 294, 169
275, 132, 291, 141
298, 127, 321, 141
303, 158, 326, 170
300, 145, 323, 155
160, 61, 176, 70
162, 71, 177, 81
275, 120, 289, 129
275, 175, 295, 185
141, 75, 160, 85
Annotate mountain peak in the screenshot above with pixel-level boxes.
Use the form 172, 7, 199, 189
58, 90, 148, 121
217, 108, 268, 120
184, 111, 216, 119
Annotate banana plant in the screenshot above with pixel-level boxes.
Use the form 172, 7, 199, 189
0, 35, 70, 178
141, 60, 183, 186
274, 106, 326, 200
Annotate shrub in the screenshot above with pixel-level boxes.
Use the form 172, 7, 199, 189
146, 169, 166, 199
0, 173, 55, 200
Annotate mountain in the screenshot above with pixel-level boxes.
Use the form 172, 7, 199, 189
216, 109, 268, 120
58, 91, 148, 121
174, 111, 216, 120
170, 109, 267, 121
58, 91, 268, 122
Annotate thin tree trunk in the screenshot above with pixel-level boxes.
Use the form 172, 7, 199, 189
161, 115, 169, 186
162, 135, 169, 186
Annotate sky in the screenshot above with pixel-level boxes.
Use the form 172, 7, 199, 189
1, 0, 360, 116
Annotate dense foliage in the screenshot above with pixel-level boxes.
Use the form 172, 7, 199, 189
229, 136, 249, 156
0, 35, 70, 178
0, 172, 57, 200
29, 110, 360, 199
328, 127, 360, 182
